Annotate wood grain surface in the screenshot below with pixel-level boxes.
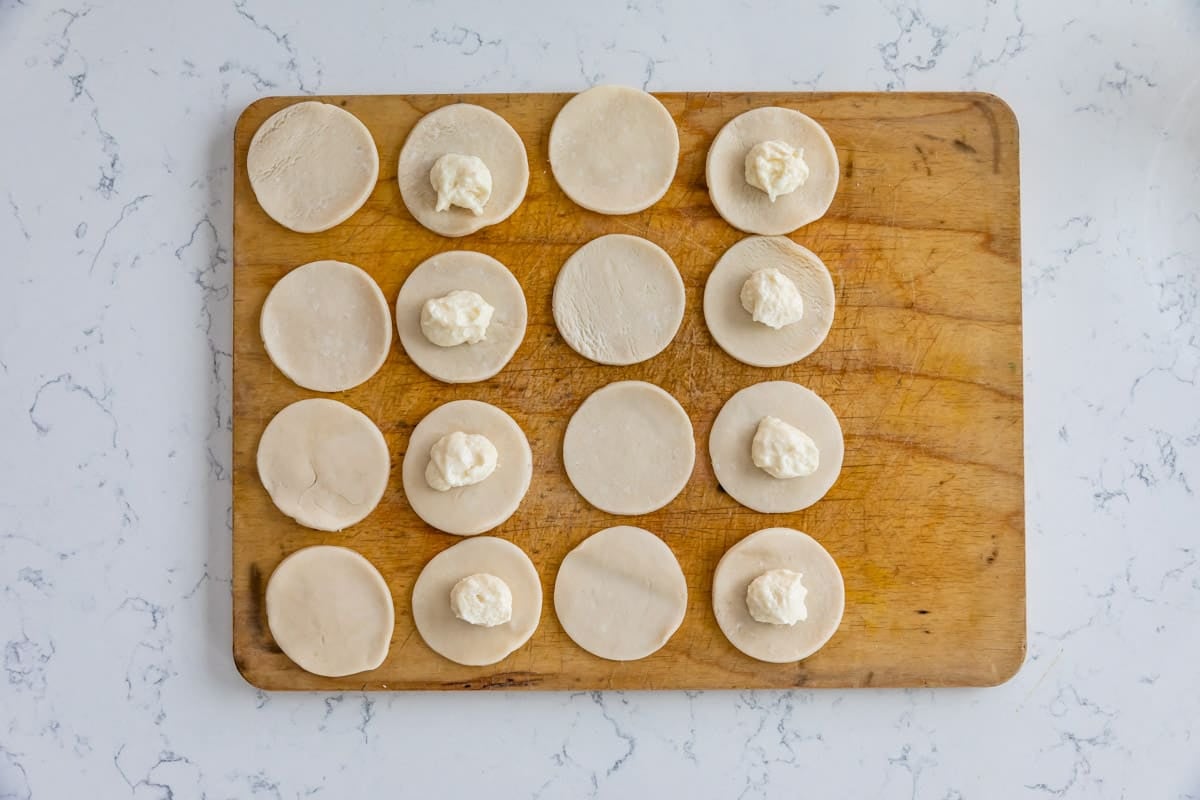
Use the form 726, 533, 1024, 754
232, 92, 1024, 691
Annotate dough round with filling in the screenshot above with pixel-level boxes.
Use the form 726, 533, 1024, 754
247, 101, 379, 233
563, 381, 694, 514
704, 236, 835, 368
397, 103, 529, 237
554, 526, 687, 661
260, 260, 392, 392
412, 537, 541, 666
395, 251, 527, 383
709, 381, 844, 513
553, 234, 684, 366
549, 85, 679, 215
402, 400, 532, 536
712, 527, 844, 663
706, 107, 839, 235
257, 398, 389, 531
266, 545, 395, 677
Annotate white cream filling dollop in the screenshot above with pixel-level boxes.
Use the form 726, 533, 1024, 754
420, 289, 495, 347
450, 572, 513, 627
430, 153, 493, 215
744, 140, 810, 203
740, 267, 805, 329
746, 568, 808, 625
426, 431, 499, 491
751, 416, 819, 479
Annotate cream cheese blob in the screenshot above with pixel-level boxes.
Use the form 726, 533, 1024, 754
430, 153, 493, 215
746, 568, 809, 626
425, 431, 499, 491
450, 573, 513, 627
740, 267, 805, 329
751, 416, 820, 479
744, 140, 810, 202
420, 289, 495, 347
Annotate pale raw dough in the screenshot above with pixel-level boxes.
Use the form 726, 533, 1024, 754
704, 236, 835, 368
552, 234, 685, 366
549, 85, 680, 215
256, 398, 389, 531
402, 400, 532, 536
265, 545, 395, 677
709, 381, 844, 513
712, 527, 845, 663
706, 107, 839, 235
554, 526, 687, 661
247, 101, 379, 234
562, 381, 694, 515
260, 260, 392, 392
397, 103, 529, 237
411, 537, 541, 666
395, 251, 527, 384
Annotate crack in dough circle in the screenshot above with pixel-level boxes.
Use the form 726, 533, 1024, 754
552, 234, 685, 366
704, 236, 835, 368
706, 106, 839, 235
397, 103, 529, 237
266, 545, 395, 677
256, 398, 389, 532
549, 85, 680, 215
412, 537, 541, 666
260, 260, 392, 392
247, 101, 379, 234
563, 381, 695, 515
402, 400, 533, 536
395, 251, 527, 383
712, 527, 845, 663
709, 381, 844, 513
554, 526, 687, 661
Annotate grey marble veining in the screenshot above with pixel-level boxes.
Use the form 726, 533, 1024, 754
1, 0, 1197, 797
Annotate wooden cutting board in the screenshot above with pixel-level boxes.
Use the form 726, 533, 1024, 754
231, 91, 1024, 690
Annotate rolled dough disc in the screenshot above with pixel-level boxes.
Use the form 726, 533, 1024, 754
256, 398, 390, 531
397, 103, 529, 237
265, 545, 395, 677
562, 381, 694, 515
709, 381, 844, 513
260, 260, 392, 392
552, 234, 685, 366
395, 251, 527, 383
402, 400, 533, 536
247, 101, 379, 234
703, 236, 835, 368
712, 527, 845, 663
706, 106, 839, 235
549, 85, 679, 215
554, 526, 687, 661
411, 537, 542, 666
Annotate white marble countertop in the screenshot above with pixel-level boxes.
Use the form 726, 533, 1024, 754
2, 0, 1197, 796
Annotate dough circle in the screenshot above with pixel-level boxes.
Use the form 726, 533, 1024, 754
412, 537, 542, 666
712, 527, 845, 663
709, 381, 844, 513
704, 236, 836, 368
563, 381, 695, 515
395, 251, 527, 383
265, 545, 395, 677
549, 85, 680, 215
397, 103, 529, 237
706, 107, 839, 235
553, 234, 685, 365
402, 400, 533, 536
247, 101, 379, 233
260, 260, 392, 392
256, 398, 389, 531
554, 526, 687, 661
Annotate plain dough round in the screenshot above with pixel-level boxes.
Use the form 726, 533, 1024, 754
266, 545, 395, 677
247, 101, 379, 233
563, 381, 694, 515
712, 527, 845, 663
395, 251, 527, 383
709, 381, 844, 513
549, 85, 679, 215
260, 260, 392, 392
256, 399, 389, 531
402, 400, 533, 536
554, 526, 687, 661
553, 234, 685, 365
706, 106, 839, 235
412, 537, 542, 666
704, 236, 836, 367
397, 103, 529, 237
